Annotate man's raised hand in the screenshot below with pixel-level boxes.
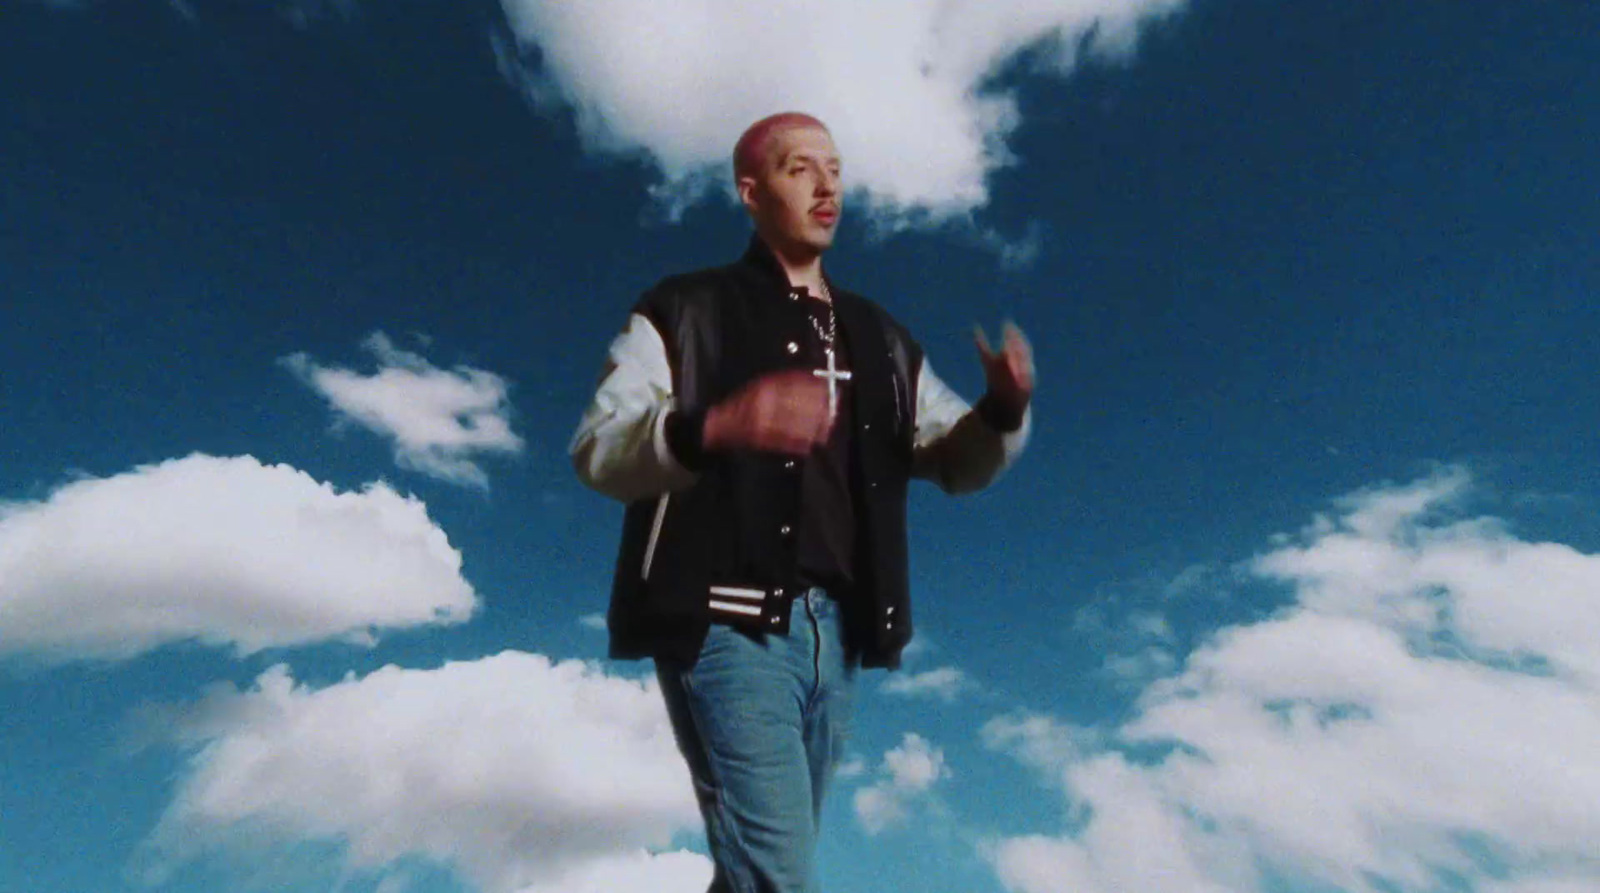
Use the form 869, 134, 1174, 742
974, 320, 1035, 414
703, 370, 835, 456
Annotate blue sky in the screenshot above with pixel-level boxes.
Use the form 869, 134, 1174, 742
3, 2, 1599, 892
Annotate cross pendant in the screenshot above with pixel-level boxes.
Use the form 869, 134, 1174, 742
813, 347, 853, 421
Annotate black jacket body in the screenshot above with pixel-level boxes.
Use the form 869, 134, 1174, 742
606, 239, 922, 669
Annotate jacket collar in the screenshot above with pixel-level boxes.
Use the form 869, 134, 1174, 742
739, 233, 839, 300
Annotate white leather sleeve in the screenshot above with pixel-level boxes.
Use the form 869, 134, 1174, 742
569, 313, 698, 503
910, 359, 1032, 494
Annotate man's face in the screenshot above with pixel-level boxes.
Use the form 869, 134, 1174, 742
740, 125, 842, 257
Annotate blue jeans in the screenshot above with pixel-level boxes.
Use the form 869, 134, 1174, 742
656, 587, 859, 893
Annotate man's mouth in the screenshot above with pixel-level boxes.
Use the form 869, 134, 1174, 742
811, 206, 839, 225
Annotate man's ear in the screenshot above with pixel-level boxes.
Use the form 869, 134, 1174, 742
736, 176, 759, 213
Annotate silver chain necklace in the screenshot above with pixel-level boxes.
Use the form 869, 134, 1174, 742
805, 281, 838, 346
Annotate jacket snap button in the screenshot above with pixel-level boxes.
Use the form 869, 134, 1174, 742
770, 615, 782, 626
886, 606, 895, 615
784, 459, 797, 471
774, 587, 785, 598
780, 524, 793, 536
786, 341, 799, 355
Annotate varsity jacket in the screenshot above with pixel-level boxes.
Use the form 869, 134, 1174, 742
570, 237, 1031, 669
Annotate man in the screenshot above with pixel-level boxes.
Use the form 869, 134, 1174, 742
570, 111, 1033, 892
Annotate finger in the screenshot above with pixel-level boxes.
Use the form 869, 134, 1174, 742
1003, 321, 1034, 375
1011, 354, 1033, 391
1002, 320, 1030, 356
775, 421, 810, 455
973, 325, 995, 361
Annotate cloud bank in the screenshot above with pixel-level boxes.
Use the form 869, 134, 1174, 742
495, 0, 1185, 221
983, 468, 1600, 893
0, 454, 476, 662
144, 653, 706, 893
284, 333, 523, 489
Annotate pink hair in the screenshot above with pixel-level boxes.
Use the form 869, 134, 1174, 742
732, 112, 830, 181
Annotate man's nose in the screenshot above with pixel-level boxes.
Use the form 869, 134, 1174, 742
816, 171, 839, 196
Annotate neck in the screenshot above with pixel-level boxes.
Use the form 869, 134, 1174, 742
759, 233, 827, 298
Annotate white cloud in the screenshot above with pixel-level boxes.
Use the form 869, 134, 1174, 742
899, 631, 936, 662
516, 849, 711, 893
0, 454, 475, 662
142, 652, 702, 893
283, 332, 523, 488
578, 612, 607, 631
494, 0, 1185, 222
1163, 562, 1222, 600
1481, 877, 1600, 893
881, 666, 972, 701
835, 755, 868, 780
1126, 610, 1173, 640
853, 732, 950, 835
1102, 645, 1177, 685
1073, 601, 1180, 686
984, 468, 1600, 893
982, 711, 1099, 777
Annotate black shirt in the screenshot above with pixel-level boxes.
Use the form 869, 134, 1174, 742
793, 286, 857, 593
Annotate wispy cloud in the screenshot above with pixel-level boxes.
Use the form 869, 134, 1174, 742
981, 711, 1100, 778
1073, 601, 1181, 688
983, 467, 1600, 893
881, 666, 974, 702
835, 755, 869, 780
139, 653, 706, 893
854, 732, 951, 835
493, 0, 1185, 224
0, 454, 475, 663
283, 333, 523, 488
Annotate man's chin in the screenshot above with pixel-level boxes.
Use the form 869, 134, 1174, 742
805, 229, 837, 252
761, 226, 835, 258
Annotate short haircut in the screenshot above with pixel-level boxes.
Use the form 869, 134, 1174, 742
732, 112, 830, 182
